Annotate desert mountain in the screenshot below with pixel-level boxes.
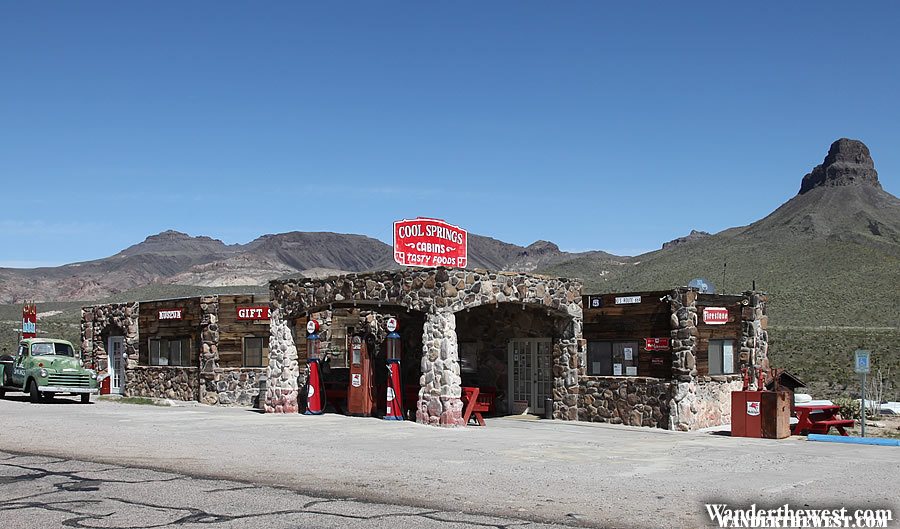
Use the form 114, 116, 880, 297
0, 229, 602, 303
544, 138, 900, 327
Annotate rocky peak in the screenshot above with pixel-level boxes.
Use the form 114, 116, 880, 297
662, 230, 710, 250
521, 240, 561, 256
799, 138, 882, 195
119, 230, 233, 257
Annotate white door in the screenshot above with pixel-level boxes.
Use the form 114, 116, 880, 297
508, 338, 552, 415
108, 336, 125, 394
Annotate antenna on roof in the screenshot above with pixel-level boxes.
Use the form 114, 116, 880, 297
722, 258, 727, 295
688, 278, 715, 294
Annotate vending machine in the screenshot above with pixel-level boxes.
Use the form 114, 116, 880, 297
347, 333, 376, 416
384, 317, 404, 421
304, 319, 325, 415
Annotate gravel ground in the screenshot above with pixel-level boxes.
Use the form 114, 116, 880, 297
0, 397, 897, 528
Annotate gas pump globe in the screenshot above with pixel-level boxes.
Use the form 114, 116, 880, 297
384, 317, 404, 420
304, 319, 325, 415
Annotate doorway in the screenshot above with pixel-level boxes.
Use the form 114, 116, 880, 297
108, 336, 126, 394
507, 338, 552, 415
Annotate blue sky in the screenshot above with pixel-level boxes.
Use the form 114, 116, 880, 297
2, 2, 899, 267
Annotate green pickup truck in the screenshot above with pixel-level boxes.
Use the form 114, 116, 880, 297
0, 338, 99, 403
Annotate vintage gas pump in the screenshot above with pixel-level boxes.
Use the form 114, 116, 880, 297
304, 319, 325, 415
384, 317, 404, 420
347, 333, 376, 416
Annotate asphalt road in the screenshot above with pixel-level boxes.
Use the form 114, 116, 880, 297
0, 451, 567, 529
0, 396, 897, 528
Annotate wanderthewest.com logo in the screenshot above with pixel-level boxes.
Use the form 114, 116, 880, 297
705, 504, 893, 528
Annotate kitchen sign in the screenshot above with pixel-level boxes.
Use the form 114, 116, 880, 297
393, 218, 468, 268
644, 337, 670, 351
22, 302, 37, 339
158, 309, 183, 320
236, 306, 270, 320
702, 307, 729, 325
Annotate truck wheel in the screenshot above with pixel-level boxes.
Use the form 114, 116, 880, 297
81, 394, 91, 404
28, 381, 41, 403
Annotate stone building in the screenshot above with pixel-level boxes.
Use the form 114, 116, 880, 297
266, 268, 584, 425
79, 268, 768, 432
81, 294, 270, 406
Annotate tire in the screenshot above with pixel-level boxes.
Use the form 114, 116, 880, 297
28, 380, 41, 403
80, 393, 90, 404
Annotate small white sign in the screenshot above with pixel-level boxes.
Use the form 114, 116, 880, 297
351, 373, 362, 387
615, 296, 641, 305
158, 309, 183, 320
747, 401, 760, 416
386, 317, 398, 332
613, 363, 623, 376
624, 347, 633, 361
854, 349, 871, 374
306, 320, 318, 334
625, 366, 637, 376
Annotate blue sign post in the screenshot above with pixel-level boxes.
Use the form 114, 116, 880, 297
855, 349, 871, 437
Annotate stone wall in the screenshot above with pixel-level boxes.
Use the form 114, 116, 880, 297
202, 368, 265, 407
80, 302, 140, 375
198, 296, 220, 405
127, 366, 199, 401
578, 377, 671, 428
268, 268, 583, 426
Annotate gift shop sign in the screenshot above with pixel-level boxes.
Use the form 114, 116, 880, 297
393, 218, 468, 268
237, 306, 270, 321
702, 307, 729, 325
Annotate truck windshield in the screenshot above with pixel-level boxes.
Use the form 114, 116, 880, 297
31, 343, 75, 357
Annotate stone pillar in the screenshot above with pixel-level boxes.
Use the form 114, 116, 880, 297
416, 310, 464, 426
554, 317, 582, 420
199, 296, 220, 404
667, 288, 701, 431
740, 290, 769, 387
265, 308, 301, 413
80, 308, 94, 370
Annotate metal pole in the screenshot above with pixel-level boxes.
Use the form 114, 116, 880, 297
861, 372, 866, 438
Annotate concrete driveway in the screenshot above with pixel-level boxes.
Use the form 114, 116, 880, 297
0, 397, 897, 528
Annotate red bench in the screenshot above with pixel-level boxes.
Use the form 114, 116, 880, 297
794, 404, 854, 436
461, 387, 495, 426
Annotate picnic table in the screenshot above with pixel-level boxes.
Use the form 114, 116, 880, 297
461, 386, 495, 426
793, 403, 854, 436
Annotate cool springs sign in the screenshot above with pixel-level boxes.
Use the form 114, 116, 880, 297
393, 218, 468, 268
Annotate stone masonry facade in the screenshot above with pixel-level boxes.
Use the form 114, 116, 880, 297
267, 268, 584, 426
82, 298, 265, 406
575, 288, 768, 431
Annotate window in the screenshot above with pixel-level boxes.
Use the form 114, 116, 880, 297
243, 336, 268, 367
708, 340, 735, 375
587, 341, 639, 376
148, 337, 193, 367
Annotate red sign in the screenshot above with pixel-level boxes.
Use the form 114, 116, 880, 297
236, 306, 270, 321
158, 309, 183, 320
22, 302, 37, 339
702, 307, 729, 325
393, 218, 468, 268
644, 337, 670, 351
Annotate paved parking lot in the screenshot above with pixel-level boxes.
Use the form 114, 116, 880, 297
0, 397, 897, 528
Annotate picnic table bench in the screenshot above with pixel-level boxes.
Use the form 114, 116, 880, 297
793, 404, 854, 436
461, 386, 495, 426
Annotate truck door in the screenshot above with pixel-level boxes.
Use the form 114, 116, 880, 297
12, 344, 27, 386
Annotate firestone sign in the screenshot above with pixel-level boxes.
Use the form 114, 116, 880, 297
393, 218, 468, 268
702, 307, 729, 325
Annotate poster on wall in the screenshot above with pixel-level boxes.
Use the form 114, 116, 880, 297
626, 366, 637, 376
613, 363, 623, 376
393, 218, 468, 268
624, 347, 633, 361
